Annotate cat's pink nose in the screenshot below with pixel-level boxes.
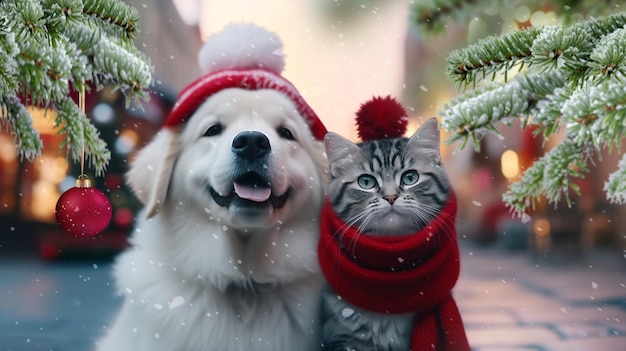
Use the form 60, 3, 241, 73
384, 195, 398, 205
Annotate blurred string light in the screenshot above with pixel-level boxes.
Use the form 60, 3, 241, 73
92, 103, 116, 125
114, 130, 139, 155
501, 149, 520, 179
21, 107, 68, 221
32, 155, 68, 221
28, 106, 57, 134
501, 5, 561, 32
533, 217, 551, 237
0, 135, 17, 162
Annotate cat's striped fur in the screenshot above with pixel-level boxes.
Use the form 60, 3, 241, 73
320, 118, 452, 350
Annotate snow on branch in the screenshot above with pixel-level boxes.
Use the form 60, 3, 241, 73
0, 93, 43, 161
502, 142, 589, 217
446, 27, 540, 89
605, 153, 626, 205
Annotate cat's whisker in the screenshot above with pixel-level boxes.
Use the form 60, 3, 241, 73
344, 210, 375, 256
406, 204, 437, 226
324, 211, 372, 264
410, 202, 460, 245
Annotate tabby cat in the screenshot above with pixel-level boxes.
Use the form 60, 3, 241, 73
319, 118, 452, 351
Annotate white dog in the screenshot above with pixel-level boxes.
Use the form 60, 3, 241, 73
96, 24, 329, 351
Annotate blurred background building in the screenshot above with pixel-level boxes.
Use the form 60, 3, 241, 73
0, 0, 623, 261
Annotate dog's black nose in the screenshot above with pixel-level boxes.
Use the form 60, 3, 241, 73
232, 131, 271, 160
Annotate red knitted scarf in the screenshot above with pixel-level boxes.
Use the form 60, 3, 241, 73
318, 192, 470, 351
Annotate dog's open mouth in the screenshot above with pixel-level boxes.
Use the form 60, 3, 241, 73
209, 172, 290, 210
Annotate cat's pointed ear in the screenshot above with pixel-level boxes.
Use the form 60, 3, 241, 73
408, 118, 441, 163
324, 132, 363, 177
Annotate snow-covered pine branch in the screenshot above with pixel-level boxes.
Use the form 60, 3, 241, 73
435, 11, 626, 215
0, 0, 152, 174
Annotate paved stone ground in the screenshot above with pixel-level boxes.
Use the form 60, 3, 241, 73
456, 241, 626, 351
0, 256, 122, 351
0, 241, 625, 350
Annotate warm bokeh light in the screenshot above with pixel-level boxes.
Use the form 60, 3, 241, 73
0, 134, 17, 162
501, 149, 520, 179
30, 155, 69, 222
533, 218, 551, 237
28, 106, 58, 134
37, 156, 69, 184
115, 129, 139, 155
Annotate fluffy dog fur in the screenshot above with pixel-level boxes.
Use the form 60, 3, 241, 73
96, 88, 328, 351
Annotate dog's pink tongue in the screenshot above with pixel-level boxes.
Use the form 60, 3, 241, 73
234, 183, 271, 202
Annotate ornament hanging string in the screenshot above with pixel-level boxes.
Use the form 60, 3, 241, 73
79, 84, 85, 176
77, 85, 89, 187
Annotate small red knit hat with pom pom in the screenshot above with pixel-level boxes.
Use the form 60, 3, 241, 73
356, 95, 408, 141
164, 23, 327, 140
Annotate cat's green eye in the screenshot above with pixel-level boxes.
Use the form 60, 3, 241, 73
401, 170, 419, 186
357, 174, 377, 189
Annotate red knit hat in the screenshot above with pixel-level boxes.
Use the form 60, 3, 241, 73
164, 23, 327, 140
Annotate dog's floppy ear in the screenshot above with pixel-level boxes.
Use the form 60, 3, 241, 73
126, 128, 180, 218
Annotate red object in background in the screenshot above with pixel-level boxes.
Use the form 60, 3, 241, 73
55, 180, 112, 237
519, 124, 540, 170
38, 232, 129, 261
113, 207, 134, 229
104, 173, 123, 190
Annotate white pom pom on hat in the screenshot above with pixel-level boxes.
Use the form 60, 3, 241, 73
164, 23, 327, 140
198, 23, 285, 74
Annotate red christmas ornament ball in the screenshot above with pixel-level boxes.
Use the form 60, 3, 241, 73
55, 178, 112, 237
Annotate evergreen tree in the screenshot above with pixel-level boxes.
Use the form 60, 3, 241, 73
0, 0, 152, 175
411, 1, 626, 217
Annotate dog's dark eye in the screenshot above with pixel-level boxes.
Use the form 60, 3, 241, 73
203, 123, 223, 137
277, 126, 295, 140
